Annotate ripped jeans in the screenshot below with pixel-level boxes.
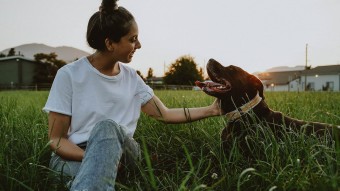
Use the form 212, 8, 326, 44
49, 120, 141, 191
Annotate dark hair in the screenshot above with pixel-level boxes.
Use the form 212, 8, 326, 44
86, 0, 135, 51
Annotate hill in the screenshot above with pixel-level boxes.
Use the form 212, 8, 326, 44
1, 43, 91, 62
265, 65, 305, 72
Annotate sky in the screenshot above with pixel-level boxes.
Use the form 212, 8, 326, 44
1, 0, 340, 77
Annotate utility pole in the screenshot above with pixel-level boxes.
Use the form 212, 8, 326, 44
304, 43, 308, 91
163, 61, 166, 76
203, 59, 206, 79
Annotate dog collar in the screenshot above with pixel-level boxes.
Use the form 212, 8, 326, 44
225, 91, 262, 121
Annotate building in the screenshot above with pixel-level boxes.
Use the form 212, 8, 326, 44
0, 56, 40, 88
257, 65, 340, 92
258, 71, 301, 91
146, 77, 164, 85
299, 65, 340, 91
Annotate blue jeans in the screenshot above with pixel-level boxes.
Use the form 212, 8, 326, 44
49, 120, 141, 191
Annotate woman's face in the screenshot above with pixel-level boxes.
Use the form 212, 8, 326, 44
112, 20, 141, 63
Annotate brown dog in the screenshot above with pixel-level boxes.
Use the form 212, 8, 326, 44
196, 58, 339, 155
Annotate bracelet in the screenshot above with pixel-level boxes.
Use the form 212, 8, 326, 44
183, 107, 192, 122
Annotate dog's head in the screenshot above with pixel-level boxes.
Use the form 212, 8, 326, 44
196, 58, 264, 113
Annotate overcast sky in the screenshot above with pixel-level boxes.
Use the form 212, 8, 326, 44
1, 0, 340, 76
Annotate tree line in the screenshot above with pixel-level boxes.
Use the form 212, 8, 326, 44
0, 48, 22, 57
3, 48, 204, 85
136, 55, 204, 86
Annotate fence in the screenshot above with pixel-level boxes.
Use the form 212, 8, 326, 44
0, 84, 199, 91
0, 83, 52, 91
147, 84, 197, 90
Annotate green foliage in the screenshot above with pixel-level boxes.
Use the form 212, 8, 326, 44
33, 52, 66, 83
7, 48, 16, 57
0, 91, 51, 191
0, 53, 6, 58
0, 91, 339, 190
147, 67, 154, 79
164, 55, 204, 85
136, 70, 145, 81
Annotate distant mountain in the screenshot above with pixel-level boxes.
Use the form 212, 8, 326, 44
1, 43, 91, 62
265, 65, 305, 72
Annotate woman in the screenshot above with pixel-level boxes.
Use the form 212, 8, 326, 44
43, 0, 222, 190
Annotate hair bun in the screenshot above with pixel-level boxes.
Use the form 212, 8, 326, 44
100, 0, 118, 13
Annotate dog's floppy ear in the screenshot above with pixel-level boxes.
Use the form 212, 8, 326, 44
249, 75, 264, 99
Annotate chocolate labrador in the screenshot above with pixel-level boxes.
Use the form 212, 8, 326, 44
196, 58, 339, 155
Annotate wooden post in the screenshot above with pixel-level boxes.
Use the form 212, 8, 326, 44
304, 43, 308, 91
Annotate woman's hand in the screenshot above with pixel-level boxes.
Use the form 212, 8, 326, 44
211, 99, 226, 116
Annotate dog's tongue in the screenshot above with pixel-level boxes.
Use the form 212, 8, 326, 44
195, 80, 230, 93
195, 81, 206, 88
195, 80, 218, 88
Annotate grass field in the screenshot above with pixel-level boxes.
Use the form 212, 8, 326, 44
0, 90, 339, 191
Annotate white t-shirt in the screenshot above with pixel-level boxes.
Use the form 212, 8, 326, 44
43, 57, 154, 144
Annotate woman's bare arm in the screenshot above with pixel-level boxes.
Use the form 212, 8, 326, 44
48, 112, 84, 161
141, 95, 222, 123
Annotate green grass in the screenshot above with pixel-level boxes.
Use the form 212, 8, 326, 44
0, 91, 339, 191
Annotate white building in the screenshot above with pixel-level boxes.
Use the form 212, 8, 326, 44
258, 65, 340, 92
299, 65, 340, 91
258, 70, 301, 92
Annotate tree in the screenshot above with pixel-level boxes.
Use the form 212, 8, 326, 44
34, 52, 66, 83
147, 67, 154, 79
136, 70, 145, 81
7, 48, 16, 56
0, 53, 5, 58
163, 55, 204, 85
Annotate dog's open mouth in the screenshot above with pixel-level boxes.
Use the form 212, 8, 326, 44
195, 80, 231, 93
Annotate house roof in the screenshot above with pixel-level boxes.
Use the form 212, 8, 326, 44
257, 64, 340, 85
257, 71, 302, 85
301, 65, 340, 76
0, 56, 37, 63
